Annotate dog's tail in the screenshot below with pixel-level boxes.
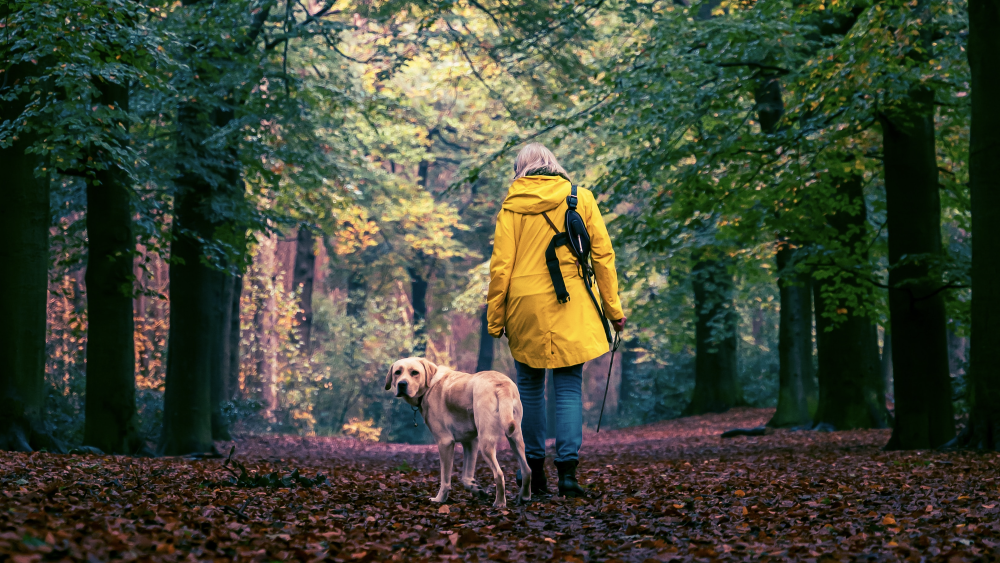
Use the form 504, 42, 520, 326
496, 387, 517, 437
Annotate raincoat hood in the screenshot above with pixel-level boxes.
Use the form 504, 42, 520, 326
502, 175, 571, 215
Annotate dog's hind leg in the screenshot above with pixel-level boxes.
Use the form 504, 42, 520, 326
431, 440, 455, 503
507, 431, 531, 504
479, 439, 507, 508
460, 439, 486, 498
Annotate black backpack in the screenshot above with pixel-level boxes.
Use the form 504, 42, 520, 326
540, 185, 613, 343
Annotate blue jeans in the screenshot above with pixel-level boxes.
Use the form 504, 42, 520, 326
515, 361, 583, 463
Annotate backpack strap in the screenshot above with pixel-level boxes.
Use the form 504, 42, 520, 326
540, 211, 559, 235
566, 185, 578, 210
545, 232, 571, 303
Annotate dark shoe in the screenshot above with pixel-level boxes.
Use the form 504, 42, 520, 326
555, 459, 587, 498
527, 457, 549, 495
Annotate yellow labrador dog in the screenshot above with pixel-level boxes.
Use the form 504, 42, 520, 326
385, 357, 531, 508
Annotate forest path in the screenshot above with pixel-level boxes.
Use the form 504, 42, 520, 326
1, 409, 997, 561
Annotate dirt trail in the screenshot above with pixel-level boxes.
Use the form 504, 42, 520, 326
1, 408, 997, 561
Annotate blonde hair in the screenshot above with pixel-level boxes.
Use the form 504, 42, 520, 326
513, 143, 570, 181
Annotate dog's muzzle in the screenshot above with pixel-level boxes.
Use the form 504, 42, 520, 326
396, 381, 408, 397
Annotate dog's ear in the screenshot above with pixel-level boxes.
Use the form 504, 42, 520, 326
420, 358, 438, 383
384, 364, 394, 391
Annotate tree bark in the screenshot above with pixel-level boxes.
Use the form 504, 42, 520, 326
964, 0, 1000, 450
346, 270, 367, 321
684, 258, 743, 415
756, 74, 817, 427
209, 272, 237, 440
225, 273, 243, 401
768, 247, 817, 427
0, 55, 55, 452
811, 174, 889, 430
292, 227, 316, 354
476, 307, 495, 372
160, 183, 225, 455
880, 89, 955, 450
83, 77, 145, 455
255, 235, 280, 416
408, 268, 429, 356
813, 283, 888, 429
161, 96, 243, 453
617, 337, 643, 425
881, 330, 893, 398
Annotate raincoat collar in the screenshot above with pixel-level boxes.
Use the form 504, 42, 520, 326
502, 174, 572, 215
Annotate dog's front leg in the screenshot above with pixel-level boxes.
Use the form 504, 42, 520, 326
430, 441, 455, 503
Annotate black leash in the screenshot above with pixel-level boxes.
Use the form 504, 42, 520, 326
596, 331, 622, 433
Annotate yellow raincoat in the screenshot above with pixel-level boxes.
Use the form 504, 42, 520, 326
487, 175, 624, 369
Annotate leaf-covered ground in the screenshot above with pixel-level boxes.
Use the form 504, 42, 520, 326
2, 408, 998, 562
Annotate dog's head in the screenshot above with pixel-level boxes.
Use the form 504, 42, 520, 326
385, 357, 438, 399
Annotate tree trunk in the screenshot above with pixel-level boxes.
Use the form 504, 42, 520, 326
346, 270, 367, 321
617, 337, 643, 425
476, 307, 495, 372
255, 235, 280, 416
756, 73, 816, 427
83, 78, 145, 455
964, 0, 1000, 450
684, 258, 742, 415
0, 51, 59, 452
408, 268, 429, 356
0, 124, 50, 447
769, 247, 817, 427
418, 159, 431, 189
292, 227, 316, 354
160, 183, 225, 455
209, 272, 236, 440
881, 89, 955, 450
811, 173, 888, 430
881, 330, 894, 399
813, 279, 888, 429
225, 273, 243, 401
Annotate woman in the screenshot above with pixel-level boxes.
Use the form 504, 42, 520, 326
487, 143, 625, 497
